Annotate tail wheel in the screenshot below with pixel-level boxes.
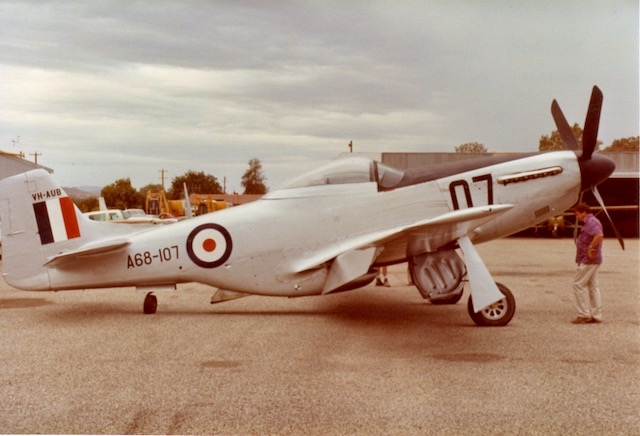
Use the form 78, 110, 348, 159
143, 292, 158, 314
467, 283, 515, 327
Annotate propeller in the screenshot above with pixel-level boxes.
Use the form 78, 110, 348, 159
581, 85, 603, 161
551, 86, 624, 250
592, 186, 624, 249
551, 100, 579, 150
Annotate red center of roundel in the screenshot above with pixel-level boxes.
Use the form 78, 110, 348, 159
202, 238, 216, 252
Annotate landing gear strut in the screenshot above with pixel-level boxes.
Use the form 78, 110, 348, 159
143, 292, 158, 314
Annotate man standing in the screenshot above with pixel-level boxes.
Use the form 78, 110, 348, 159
572, 202, 604, 324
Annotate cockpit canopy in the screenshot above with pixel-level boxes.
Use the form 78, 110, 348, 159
271, 156, 405, 195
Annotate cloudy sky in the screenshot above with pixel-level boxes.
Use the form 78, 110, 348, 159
1, 1, 637, 192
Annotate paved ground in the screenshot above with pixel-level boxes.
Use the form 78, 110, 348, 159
0, 238, 638, 435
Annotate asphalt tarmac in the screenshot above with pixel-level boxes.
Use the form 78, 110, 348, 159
0, 238, 638, 435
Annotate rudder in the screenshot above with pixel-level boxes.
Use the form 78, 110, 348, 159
0, 170, 85, 290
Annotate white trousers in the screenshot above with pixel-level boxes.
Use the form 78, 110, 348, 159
573, 264, 602, 321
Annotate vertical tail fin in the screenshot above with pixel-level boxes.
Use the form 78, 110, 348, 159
0, 169, 136, 290
0, 170, 85, 289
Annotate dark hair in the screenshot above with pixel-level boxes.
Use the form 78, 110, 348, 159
573, 202, 591, 213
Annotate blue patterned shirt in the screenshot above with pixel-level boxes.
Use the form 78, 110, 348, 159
575, 214, 603, 264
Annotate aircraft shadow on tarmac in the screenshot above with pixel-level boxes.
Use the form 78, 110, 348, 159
0, 297, 54, 309
31, 289, 479, 329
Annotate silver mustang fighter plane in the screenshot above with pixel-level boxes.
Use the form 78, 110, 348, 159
0, 86, 621, 326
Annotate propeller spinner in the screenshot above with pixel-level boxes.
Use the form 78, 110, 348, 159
551, 86, 624, 249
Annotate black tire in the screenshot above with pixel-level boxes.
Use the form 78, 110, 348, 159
143, 292, 158, 314
430, 289, 464, 305
467, 282, 515, 327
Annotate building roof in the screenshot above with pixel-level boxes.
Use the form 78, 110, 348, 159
0, 151, 53, 180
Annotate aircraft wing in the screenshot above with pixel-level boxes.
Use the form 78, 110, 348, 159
384, 203, 515, 254
286, 204, 513, 294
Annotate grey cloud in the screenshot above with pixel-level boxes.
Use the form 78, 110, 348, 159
0, 1, 637, 190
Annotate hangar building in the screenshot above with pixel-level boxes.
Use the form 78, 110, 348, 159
0, 151, 52, 179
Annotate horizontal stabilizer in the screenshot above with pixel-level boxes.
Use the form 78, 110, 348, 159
44, 238, 130, 266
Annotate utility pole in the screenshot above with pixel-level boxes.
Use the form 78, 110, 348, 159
159, 169, 168, 190
30, 151, 42, 165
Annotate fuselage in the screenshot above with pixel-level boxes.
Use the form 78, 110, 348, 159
37, 151, 583, 297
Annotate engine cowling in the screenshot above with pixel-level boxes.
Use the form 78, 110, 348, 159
409, 249, 466, 304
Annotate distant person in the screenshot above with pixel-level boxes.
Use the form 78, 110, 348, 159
571, 203, 604, 324
376, 266, 390, 287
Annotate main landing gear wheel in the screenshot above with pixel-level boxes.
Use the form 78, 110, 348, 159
467, 282, 515, 327
143, 292, 158, 314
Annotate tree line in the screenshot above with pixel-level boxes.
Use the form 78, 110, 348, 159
75, 157, 267, 212
74, 127, 638, 212
455, 126, 638, 153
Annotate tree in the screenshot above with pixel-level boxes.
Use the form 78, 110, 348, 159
602, 136, 639, 152
138, 183, 163, 203
135, 183, 164, 214
539, 123, 602, 151
139, 183, 164, 196
169, 170, 222, 198
241, 158, 268, 194
454, 142, 488, 153
73, 196, 99, 213
101, 178, 143, 209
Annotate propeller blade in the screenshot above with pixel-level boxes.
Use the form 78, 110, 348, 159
551, 99, 579, 150
591, 186, 625, 250
581, 86, 603, 160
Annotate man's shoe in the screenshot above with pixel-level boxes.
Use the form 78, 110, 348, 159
571, 317, 592, 324
589, 318, 603, 324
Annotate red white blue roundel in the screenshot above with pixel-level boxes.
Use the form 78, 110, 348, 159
186, 224, 233, 268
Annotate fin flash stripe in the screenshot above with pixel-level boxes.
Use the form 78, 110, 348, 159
33, 197, 81, 245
